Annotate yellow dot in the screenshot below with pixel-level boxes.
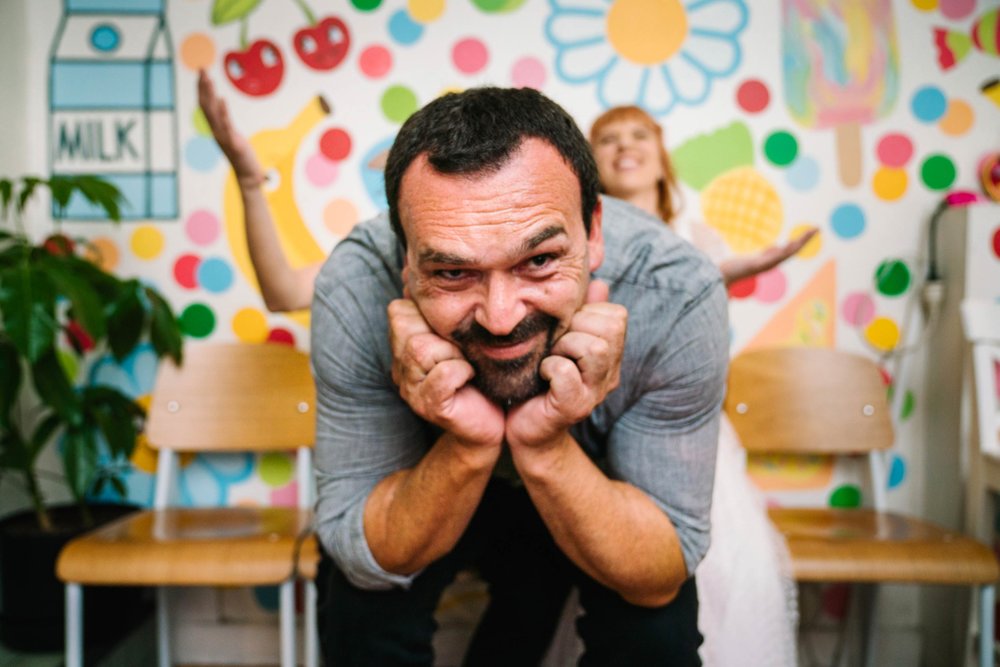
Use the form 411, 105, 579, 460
83, 236, 120, 271
180, 33, 215, 71
608, 0, 687, 65
872, 167, 908, 201
790, 224, 821, 259
408, 0, 445, 23
939, 99, 974, 136
910, 0, 938, 10
232, 307, 269, 343
324, 198, 359, 238
865, 316, 900, 351
131, 226, 165, 260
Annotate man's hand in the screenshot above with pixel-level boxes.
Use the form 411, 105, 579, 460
719, 227, 819, 285
388, 298, 505, 452
197, 69, 266, 188
506, 280, 626, 453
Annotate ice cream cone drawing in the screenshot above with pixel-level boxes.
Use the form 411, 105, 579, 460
935, 8, 1000, 71
782, 0, 899, 188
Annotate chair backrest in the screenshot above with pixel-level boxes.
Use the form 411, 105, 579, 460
724, 347, 894, 455
146, 342, 315, 453
962, 299, 1000, 458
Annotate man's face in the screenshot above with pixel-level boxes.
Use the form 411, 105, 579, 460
399, 138, 604, 406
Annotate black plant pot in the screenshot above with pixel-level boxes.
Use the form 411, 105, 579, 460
0, 503, 153, 653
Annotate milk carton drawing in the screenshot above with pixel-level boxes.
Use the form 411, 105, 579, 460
50, 0, 178, 220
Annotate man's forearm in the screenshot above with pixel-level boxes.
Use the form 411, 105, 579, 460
363, 432, 500, 576
513, 435, 687, 607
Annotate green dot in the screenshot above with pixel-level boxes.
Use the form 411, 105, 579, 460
920, 154, 956, 190
900, 390, 915, 421
763, 130, 798, 167
57, 348, 79, 381
192, 108, 211, 137
874, 259, 911, 297
381, 85, 419, 124
472, 0, 527, 12
260, 452, 294, 487
829, 484, 862, 508
351, 0, 382, 10
180, 303, 215, 338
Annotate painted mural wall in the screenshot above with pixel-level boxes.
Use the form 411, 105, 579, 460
13, 0, 1000, 653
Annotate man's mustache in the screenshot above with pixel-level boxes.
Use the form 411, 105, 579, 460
451, 311, 558, 348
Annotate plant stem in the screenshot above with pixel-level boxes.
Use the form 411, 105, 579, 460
292, 0, 316, 25
23, 469, 52, 532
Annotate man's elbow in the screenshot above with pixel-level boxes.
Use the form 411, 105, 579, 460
619, 573, 686, 608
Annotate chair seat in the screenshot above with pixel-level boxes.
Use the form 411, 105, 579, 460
57, 507, 315, 587
769, 508, 1000, 585
297, 534, 320, 580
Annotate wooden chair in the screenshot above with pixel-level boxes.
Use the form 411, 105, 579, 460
725, 347, 998, 667
963, 299, 1000, 544
57, 343, 319, 667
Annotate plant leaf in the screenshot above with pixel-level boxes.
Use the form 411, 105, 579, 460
66, 175, 125, 222
61, 425, 97, 501
0, 263, 58, 362
37, 252, 108, 342
145, 287, 183, 364
82, 385, 142, 460
109, 475, 128, 499
29, 412, 63, 462
0, 427, 29, 470
211, 0, 261, 25
16, 177, 45, 217
106, 280, 145, 361
0, 338, 21, 427
0, 179, 12, 221
30, 349, 82, 426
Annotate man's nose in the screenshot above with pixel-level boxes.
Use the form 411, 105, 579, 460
475, 273, 526, 336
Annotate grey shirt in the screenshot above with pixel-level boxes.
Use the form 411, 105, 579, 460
311, 196, 729, 590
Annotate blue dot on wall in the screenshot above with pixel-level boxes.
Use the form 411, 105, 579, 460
911, 86, 947, 123
361, 136, 394, 209
90, 24, 120, 52
388, 9, 423, 45
786, 155, 820, 191
184, 136, 221, 172
888, 454, 906, 489
197, 257, 234, 293
254, 585, 280, 612
830, 203, 866, 239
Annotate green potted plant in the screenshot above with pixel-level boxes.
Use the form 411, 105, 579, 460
0, 174, 184, 652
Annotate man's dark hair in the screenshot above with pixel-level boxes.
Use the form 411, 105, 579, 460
384, 86, 600, 245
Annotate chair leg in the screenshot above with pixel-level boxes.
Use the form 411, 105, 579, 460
157, 588, 171, 667
980, 585, 995, 667
280, 580, 296, 667
305, 579, 318, 667
65, 583, 83, 667
859, 584, 879, 667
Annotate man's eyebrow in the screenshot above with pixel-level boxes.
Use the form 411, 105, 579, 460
417, 248, 471, 266
519, 225, 567, 254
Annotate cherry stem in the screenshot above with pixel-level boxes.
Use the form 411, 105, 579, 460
239, 17, 248, 49
292, 0, 317, 25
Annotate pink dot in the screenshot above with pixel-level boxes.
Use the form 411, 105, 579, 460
359, 45, 392, 78
270, 482, 298, 508
305, 153, 339, 187
511, 56, 545, 89
736, 79, 770, 113
728, 275, 756, 299
185, 210, 219, 246
940, 0, 975, 19
267, 328, 295, 346
452, 38, 488, 75
320, 128, 352, 161
876, 133, 913, 168
992, 227, 1000, 259
174, 254, 201, 289
841, 292, 875, 327
754, 268, 786, 303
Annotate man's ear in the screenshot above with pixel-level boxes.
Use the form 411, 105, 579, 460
401, 257, 412, 300
587, 196, 604, 273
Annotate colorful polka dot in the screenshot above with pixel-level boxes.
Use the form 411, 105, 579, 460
872, 167, 908, 201
865, 316, 900, 351
324, 198, 360, 237
351, 0, 382, 9
185, 210, 220, 246
185, 136, 221, 172
511, 56, 546, 89
911, 86, 948, 123
197, 257, 234, 294
179, 33, 215, 71
305, 153, 339, 187
841, 292, 875, 327
876, 133, 913, 168
763, 130, 798, 167
830, 203, 865, 239
939, 99, 974, 136
992, 227, 1000, 259
381, 85, 419, 123
472, 0, 527, 12
131, 226, 165, 260
320, 128, 352, 161
728, 275, 756, 299
910, 0, 937, 10
785, 155, 819, 191
408, 0, 445, 22
829, 484, 861, 508
920, 154, 957, 190
254, 586, 279, 611
790, 224, 821, 258
83, 236, 120, 271
900, 390, 915, 420
875, 259, 911, 297
232, 307, 269, 343
192, 108, 212, 137
267, 328, 296, 346
388, 9, 423, 45
754, 269, 786, 303
940, 0, 975, 20
173, 254, 201, 289
359, 45, 392, 78
452, 38, 489, 74
736, 79, 769, 113
888, 454, 906, 489
180, 303, 215, 338
260, 452, 295, 487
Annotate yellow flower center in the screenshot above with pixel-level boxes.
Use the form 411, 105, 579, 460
607, 0, 688, 65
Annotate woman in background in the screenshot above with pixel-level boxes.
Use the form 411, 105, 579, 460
589, 105, 808, 667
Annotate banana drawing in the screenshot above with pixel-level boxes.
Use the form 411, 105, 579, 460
223, 96, 330, 327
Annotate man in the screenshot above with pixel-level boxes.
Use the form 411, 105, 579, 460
312, 86, 729, 666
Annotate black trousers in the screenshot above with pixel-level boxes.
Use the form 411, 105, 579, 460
318, 478, 702, 667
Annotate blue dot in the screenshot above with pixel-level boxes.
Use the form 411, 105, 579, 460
253, 586, 280, 611
90, 24, 120, 52
388, 9, 423, 45
887, 454, 906, 489
911, 86, 947, 123
785, 155, 820, 191
197, 257, 234, 293
184, 137, 221, 172
361, 136, 394, 209
830, 203, 865, 239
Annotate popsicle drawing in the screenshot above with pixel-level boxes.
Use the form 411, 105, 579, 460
782, 0, 899, 188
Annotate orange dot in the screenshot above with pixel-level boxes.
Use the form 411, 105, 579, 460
83, 236, 120, 271
939, 99, 974, 136
323, 198, 359, 238
180, 33, 216, 71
